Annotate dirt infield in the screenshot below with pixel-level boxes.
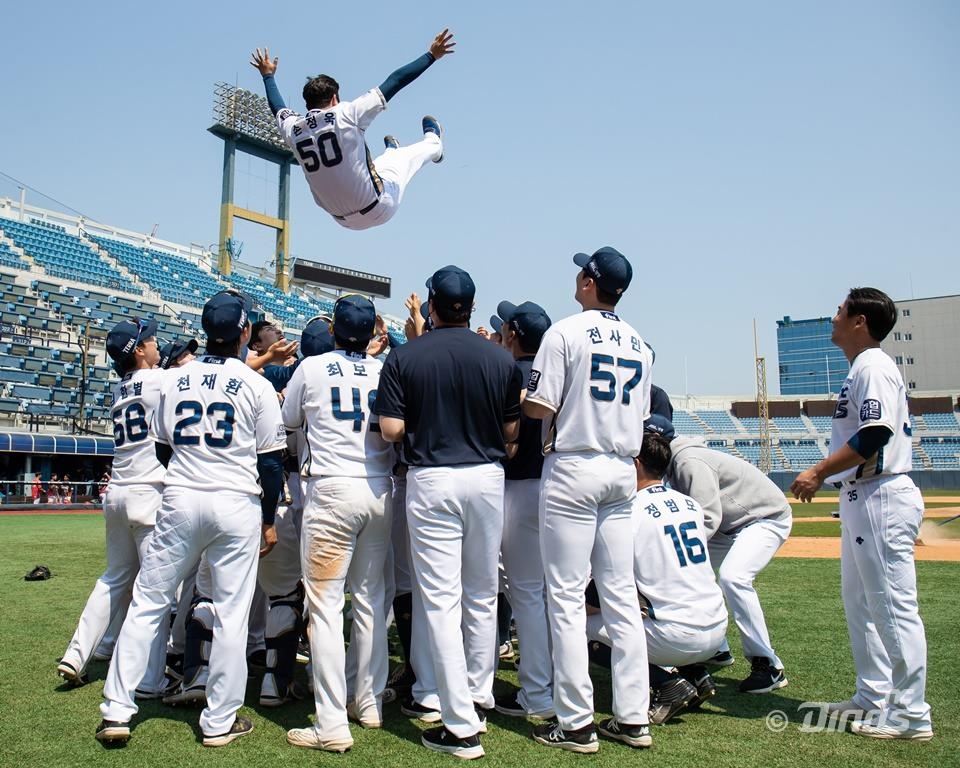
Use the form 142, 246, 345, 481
779, 536, 960, 561
799, 507, 960, 523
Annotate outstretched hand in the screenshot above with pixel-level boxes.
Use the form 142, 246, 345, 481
429, 29, 456, 60
250, 47, 279, 76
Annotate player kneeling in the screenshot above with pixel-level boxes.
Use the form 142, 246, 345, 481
586, 425, 728, 725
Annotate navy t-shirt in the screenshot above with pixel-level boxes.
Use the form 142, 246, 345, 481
504, 357, 545, 481
374, 327, 523, 467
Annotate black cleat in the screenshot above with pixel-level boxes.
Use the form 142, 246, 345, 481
383, 135, 400, 150
95, 719, 130, 744
532, 720, 599, 753
421, 115, 444, 163
649, 678, 698, 724
597, 717, 652, 748
739, 657, 788, 694
422, 726, 484, 759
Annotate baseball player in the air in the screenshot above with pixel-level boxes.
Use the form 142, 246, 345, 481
791, 288, 932, 741
58, 319, 168, 695
658, 419, 792, 694
488, 300, 556, 720
585, 424, 727, 724
281, 295, 394, 752
251, 29, 455, 231
375, 266, 523, 760
96, 290, 286, 748
524, 247, 655, 752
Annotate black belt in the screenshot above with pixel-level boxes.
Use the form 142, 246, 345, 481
333, 198, 379, 221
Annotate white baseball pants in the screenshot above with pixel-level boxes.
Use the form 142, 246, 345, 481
300, 475, 392, 740
502, 478, 554, 715
62, 483, 167, 690
337, 135, 442, 231
708, 516, 791, 668
587, 612, 727, 667
540, 452, 649, 729
407, 463, 504, 739
100, 488, 261, 736
839, 474, 931, 729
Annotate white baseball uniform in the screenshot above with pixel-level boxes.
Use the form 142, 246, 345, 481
282, 349, 393, 742
829, 348, 931, 729
61, 368, 168, 689
100, 355, 285, 737
277, 94, 441, 231
586, 484, 727, 666
526, 309, 654, 730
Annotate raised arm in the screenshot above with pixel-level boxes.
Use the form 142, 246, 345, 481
379, 28, 455, 102
250, 47, 287, 116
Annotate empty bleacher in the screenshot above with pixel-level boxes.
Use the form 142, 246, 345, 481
779, 439, 824, 469
919, 437, 960, 468
695, 410, 741, 433
671, 410, 706, 435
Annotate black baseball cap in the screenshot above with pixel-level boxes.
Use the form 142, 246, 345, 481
333, 294, 376, 344
159, 337, 199, 370
300, 316, 335, 357
202, 290, 253, 343
644, 414, 676, 441
573, 246, 633, 296
490, 300, 552, 348
426, 265, 475, 312
106, 318, 158, 364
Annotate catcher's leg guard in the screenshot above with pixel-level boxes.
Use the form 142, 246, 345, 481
162, 597, 212, 706
587, 639, 612, 669
260, 585, 305, 707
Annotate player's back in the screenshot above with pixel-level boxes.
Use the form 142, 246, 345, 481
288, 350, 392, 478
153, 355, 284, 496
633, 484, 726, 627
529, 309, 653, 456
277, 89, 386, 217
109, 368, 165, 486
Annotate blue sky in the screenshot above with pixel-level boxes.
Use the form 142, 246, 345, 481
3, 0, 958, 394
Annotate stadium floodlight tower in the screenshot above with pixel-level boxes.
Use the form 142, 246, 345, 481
209, 82, 295, 291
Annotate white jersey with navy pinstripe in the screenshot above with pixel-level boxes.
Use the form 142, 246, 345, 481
633, 484, 726, 627
281, 350, 392, 478
827, 347, 913, 483
526, 309, 653, 457
109, 368, 165, 486
151, 355, 286, 496
276, 89, 386, 218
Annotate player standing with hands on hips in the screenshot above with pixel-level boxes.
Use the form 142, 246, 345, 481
791, 287, 933, 742
251, 29, 455, 230
524, 247, 655, 752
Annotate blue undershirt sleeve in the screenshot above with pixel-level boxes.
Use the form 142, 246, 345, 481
378, 53, 436, 102
261, 75, 286, 116
847, 425, 893, 459
257, 449, 284, 525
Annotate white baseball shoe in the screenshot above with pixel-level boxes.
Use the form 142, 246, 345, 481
850, 721, 933, 741
286, 726, 353, 752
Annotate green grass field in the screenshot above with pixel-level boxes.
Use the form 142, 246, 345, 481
1, 513, 955, 768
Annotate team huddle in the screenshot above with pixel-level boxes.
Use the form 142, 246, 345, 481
56, 27, 933, 758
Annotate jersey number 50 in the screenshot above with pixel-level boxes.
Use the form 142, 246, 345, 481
589, 354, 643, 405
296, 133, 343, 171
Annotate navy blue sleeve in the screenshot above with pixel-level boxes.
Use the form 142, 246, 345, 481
378, 52, 436, 102
504, 362, 523, 422
373, 350, 405, 418
257, 449, 284, 526
264, 361, 298, 392
847, 424, 893, 459
261, 74, 286, 116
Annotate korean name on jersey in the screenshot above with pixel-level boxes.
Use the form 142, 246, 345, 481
277, 89, 386, 218
151, 356, 286, 495
282, 350, 393, 479
827, 348, 913, 483
110, 368, 166, 486
526, 310, 653, 456
633, 485, 726, 628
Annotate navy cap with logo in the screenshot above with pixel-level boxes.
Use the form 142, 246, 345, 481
159, 337, 199, 370
106, 318, 158, 364
490, 300, 552, 348
333, 294, 376, 345
573, 246, 633, 296
644, 414, 676, 441
300, 316, 335, 357
426, 265, 475, 312
202, 290, 253, 343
